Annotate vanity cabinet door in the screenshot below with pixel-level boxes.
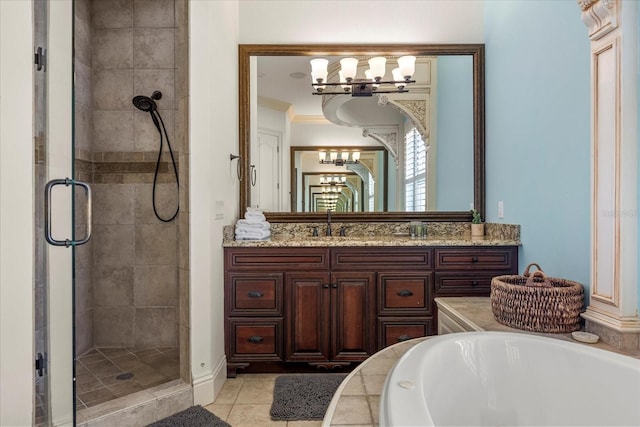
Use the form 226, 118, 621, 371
377, 272, 433, 316
434, 247, 516, 271
226, 272, 283, 316
376, 271, 435, 349
285, 272, 332, 362
284, 271, 376, 363
227, 318, 283, 362
378, 319, 434, 348
331, 272, 376, 361
434, 246, 518, 297
434, 272, 496, 295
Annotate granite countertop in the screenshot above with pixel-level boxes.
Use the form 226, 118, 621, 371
223, 235, 521, 248
224, 221, 521, 247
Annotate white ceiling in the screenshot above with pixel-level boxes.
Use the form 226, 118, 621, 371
256, 55, 334, 117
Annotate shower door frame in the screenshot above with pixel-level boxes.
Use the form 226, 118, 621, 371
40, 1, 76, 425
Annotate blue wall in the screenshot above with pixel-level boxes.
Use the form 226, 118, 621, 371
484, 1, 591, 291
437, 56, 474, 211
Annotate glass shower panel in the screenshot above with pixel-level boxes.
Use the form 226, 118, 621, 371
33, 0, 50, 424
36, 0, 76, 425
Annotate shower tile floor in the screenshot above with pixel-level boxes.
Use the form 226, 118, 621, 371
75, 346, 180, 409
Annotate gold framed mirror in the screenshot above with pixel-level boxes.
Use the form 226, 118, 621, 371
239, 44, 485, 222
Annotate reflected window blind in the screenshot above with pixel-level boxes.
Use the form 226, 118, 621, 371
405, 127, 426, 211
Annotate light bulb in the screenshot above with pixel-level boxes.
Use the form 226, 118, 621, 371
392, 68, 405, 89
397, 55, 416, 80
364, 70, 379, 89
368, 57, 387, 81
330, 152, 338, 162
310, 58, 328, 84
352, 151, 361, 161
340, 58, 359, 81
318, 151, 326, 162
342, 151, 349, 161
339, 71, 351, 92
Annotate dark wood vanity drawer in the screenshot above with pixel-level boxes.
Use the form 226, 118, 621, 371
434, 272, 497, 295
435, 247, 516, 271
378, 318, 434, 349
331, 248, 432, 270
225, 247, 330, 271
378, 272, 433, 315
228, 318, 283, 361
226, 273, 283, 316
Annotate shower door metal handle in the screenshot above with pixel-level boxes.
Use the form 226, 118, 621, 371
44, 178, 92, 247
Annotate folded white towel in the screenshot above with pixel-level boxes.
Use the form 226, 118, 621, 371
236, 235, 270, 241
235, 228, 271, 240
236, 219, 270, 230
242, 215, 266, 224
245, 211, 266, 220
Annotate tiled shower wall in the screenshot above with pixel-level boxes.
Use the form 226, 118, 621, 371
74, 0, 185, 352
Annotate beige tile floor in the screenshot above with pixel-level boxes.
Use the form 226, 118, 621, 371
204, 374, 324, 427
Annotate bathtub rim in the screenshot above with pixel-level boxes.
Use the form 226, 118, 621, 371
321, 336, 429, 426
379, 331, 640, 427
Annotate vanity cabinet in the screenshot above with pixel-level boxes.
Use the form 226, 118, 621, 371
329, 247, 435, 349
224, 245, 517, 377
434, 247, 518, 296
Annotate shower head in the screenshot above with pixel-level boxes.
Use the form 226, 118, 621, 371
132, 91, 163, 112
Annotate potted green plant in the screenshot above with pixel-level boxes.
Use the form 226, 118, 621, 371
470, 209, 484, 237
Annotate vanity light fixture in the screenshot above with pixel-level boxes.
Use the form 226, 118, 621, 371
310, 55, 416, 96
319, 176, 347, 186
318, 150, 360, 166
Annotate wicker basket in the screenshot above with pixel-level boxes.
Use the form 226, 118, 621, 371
490, 263, 584, 333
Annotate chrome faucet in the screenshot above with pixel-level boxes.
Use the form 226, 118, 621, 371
326, 209, 332, 236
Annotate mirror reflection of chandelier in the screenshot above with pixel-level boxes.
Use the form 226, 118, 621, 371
321, 186, 342, 195
319, 150, 360, 166
319, 176, 347, 186
310, 56, 416, 96
318, 192, 340, 210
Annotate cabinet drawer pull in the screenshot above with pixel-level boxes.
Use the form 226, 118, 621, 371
323, 284, 330, 289
471, 281, 479, 287
397, 290, 414, 297
247, 290, 264, 298
331, 284, 338, 289
471, 257, 479, 263
398, 334, 411, 342
247, 336, 264, 344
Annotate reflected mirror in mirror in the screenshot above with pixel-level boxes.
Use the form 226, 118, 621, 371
239, 45, 485, 222
294, 147, 388, 212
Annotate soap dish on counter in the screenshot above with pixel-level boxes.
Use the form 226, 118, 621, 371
571, 331, 599, 343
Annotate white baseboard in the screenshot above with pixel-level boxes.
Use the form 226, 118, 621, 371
192, 355, 227, 406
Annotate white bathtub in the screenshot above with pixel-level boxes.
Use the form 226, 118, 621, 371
380, 331, 640, 426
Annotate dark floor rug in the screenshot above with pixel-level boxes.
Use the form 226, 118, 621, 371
147, 405, 230, 427
270, 373, 348, 421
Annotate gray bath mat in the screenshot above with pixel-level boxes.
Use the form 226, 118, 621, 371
147, 405, 230, 427
270, 373, 347, 421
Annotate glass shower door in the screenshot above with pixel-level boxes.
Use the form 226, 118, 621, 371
34, 0, 84, 425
